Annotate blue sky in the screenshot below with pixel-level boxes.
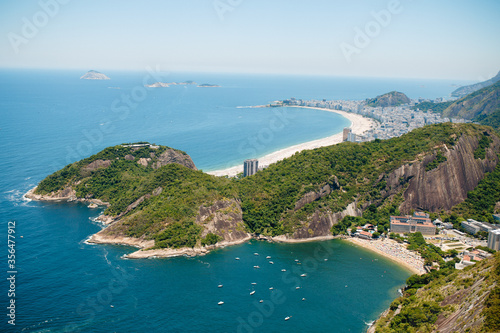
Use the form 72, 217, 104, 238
0, 0, 499, 80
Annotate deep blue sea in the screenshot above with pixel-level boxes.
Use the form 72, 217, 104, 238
0, 69, 471, 332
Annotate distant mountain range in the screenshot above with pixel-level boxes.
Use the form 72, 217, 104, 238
414, 80, 500, 130
452, 71, 500, 98
444, 81, 500, 128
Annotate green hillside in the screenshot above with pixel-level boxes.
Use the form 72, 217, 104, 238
33, 123, 500, 245
443, 81, 500, 122
367, 91, 411, 107
374, 252, 500, 333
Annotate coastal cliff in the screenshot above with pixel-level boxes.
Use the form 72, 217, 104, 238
27, 124, 500, 256
389, 132, 500, 213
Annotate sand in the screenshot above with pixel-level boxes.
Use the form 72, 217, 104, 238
207, 107, 376, 177
344, 238, 425, 275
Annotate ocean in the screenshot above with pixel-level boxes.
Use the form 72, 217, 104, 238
0, 69, 470, 332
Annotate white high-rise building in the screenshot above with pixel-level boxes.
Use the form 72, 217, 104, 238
243, 159, 259, 177
487, 229, 500, 251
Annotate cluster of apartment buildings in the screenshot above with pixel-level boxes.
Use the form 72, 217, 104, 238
281, 97, 470, 142
460, 219, 500, 251
456, 248, 493, 270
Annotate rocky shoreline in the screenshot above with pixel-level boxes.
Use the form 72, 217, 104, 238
24, 186, 110, 209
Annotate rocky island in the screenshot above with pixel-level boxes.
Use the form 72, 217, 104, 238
197, 83, 220, 87
80, 70, 110, 80
144, 81, 196, 88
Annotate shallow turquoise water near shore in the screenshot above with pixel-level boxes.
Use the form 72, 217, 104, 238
0, 70, 466, 332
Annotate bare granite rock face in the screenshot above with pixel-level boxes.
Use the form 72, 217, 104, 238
153, 149, 197, 170
137, 157, 151, 167
294, 178, 339, 211
196, 199, 250, 243
386, 133, 500, 213
82, 159, 112, 172
290, 202, 362, 239
286, 131, 500, 240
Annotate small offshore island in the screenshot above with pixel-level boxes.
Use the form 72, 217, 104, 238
80, 70, 110, 80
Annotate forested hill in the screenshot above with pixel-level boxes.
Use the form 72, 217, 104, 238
366, 91, 411, 107
29, 123, 500, 249
443, 81, 500, 122
451, 70, 500, 98
413, 81, 500, 130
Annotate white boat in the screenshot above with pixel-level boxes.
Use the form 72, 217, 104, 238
269, 261, 274, 264
294, 259, 299, 262
300, 274, 307, 277
235, 257, 240, 260
296, 286, 301, 289
251, 282, 257, 285
253, 265, 260, 269
259, 300, 263, 303
324, 259, 328, 261
218, 301, 224, 305
285, 316, 291, 321
281, 269, 286, 272
266, 256, 271, 259
254, 253, 259, 256
218, 284, 223, 288
250, 291, 255, 295
301, 298, 306, 301
269, 287, 274, 290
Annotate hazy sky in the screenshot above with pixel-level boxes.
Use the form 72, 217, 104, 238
0, 0, 499, 80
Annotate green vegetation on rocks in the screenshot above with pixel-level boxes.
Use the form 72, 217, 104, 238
33, 124, 499, 248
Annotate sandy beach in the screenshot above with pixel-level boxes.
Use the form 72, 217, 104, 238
207, 107, 376, 177
344, 237, 425, 275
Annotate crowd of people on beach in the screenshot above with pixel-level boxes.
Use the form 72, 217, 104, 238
353, 238, 426, 274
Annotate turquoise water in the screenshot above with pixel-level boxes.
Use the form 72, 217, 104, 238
0, 70, 465, 332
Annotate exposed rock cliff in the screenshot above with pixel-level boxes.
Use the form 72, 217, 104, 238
289, 202, 362, 240
387, 132, 500, 213
196, 199, 251, 243
152, 149, 197, 170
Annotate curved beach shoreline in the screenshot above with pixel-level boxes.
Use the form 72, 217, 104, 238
207, 107, 376, 177
344, 238, 425, 275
